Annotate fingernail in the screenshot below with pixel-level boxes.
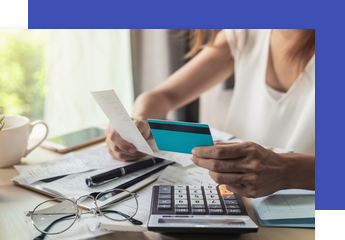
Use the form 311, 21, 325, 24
192, 149, 195, 155
190, 155, 193, 160
129, 148, 136, 153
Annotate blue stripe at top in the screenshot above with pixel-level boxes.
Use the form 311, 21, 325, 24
147, 119, 209, 128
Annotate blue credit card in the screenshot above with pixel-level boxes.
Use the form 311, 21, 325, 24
147, 119, 214, 154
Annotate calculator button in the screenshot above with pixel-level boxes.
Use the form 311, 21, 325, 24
204, 185, 217, 190
158, 199, 171, 204
220, 189, 234, 195
159, 185, 171, 194
206, 195, 219, 200
192, 204, 205, 209
175, 194, 187, 200
158, 194, 171, 199
175, 204, 188, 209
207, 200, 221, 205
175, 200, 188, 205
189, 185, 201, 190
158, 205, 171, 210
208, 204, 222, 209
191, 200, 204, 205
190, 194, 203, 200
175, 185, 186, 190
175, 209, 189, 214
209, 209, 223, 215
226, 204, 240, 209
223, 200, 238, 205
175, 189, 187, 194
226, 209, 241, 214
218, 185, 227, 190
205, 190, 217, 195
190, 189, 202, 194
192, 209, 206, 214
222, 195, 236, 200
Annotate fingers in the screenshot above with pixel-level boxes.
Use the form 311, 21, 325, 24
133, 119, 151, 139
191, 155, 246, 172
106, 136, 146, 161
105, 122, 147, 161
191, 141, 282, 198
209, 172, 264, 198
223, 184, 246, 196
112, 131, 137, 153
225, 184, 267, 198
193, 142, 248, 160
208, 171, 244, 185
112, 151, 146, 162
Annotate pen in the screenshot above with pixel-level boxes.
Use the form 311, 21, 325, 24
90, 161, 175, 199
85, 157, 164, 187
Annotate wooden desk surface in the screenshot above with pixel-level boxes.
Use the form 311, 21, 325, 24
0, 145, 315, 240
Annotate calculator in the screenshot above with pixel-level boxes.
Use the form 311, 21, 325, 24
147, 185, 258, 233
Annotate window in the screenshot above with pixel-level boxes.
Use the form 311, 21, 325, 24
0, 30, 134, 138
0, 30, 46, 121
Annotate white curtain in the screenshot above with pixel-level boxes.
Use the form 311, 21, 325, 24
44, 30, 134, 136
130, 29, 187, 120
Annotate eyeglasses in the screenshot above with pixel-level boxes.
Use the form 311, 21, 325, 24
26, 188, 141, 239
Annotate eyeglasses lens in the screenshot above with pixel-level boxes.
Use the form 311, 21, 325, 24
32, 199, 77, 234
96, 189, 138, 221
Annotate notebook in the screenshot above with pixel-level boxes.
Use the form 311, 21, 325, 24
251, 189, 315, 228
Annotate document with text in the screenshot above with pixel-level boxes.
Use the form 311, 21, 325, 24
14, 146, 133, 184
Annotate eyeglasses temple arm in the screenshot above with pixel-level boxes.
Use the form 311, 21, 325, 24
100, 210, 143, 225
33, 214, 76, 240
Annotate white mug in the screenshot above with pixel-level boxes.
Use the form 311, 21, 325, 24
0, 115, 49, 168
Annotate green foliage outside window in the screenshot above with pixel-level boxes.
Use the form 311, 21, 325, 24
0, 30, 47, 121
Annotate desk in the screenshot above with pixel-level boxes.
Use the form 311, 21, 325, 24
0, 145, 315, 240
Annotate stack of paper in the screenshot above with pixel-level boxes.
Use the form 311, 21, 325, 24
86, 164, 217, 232
14, 145, 135, 184
251, 189, 315, 228
23, 164, 217, 239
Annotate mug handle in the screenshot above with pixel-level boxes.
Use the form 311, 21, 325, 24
24, 120, 49, 157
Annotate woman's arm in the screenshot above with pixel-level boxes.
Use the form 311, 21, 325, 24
106, 30, 234, 161
132, 30, 234, 120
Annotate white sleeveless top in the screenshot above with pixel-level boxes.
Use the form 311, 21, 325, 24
224, 29, 315, 154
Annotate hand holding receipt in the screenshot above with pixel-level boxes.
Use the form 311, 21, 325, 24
90, 90, 154, 156
91, 90, 195, 167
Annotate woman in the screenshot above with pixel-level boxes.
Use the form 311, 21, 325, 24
105, 29, 315, 198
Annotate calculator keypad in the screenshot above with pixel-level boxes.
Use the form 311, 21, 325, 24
158, 199, 171, 204
157, 185, 172, 210
154, 185, 244, 215
149, 184, 258, 234
159, 185, 171, 194
175, 189, 187, 194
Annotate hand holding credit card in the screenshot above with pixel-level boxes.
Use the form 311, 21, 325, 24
147, 119, 214, 154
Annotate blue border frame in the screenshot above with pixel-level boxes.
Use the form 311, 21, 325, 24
28, 0, 345, 210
